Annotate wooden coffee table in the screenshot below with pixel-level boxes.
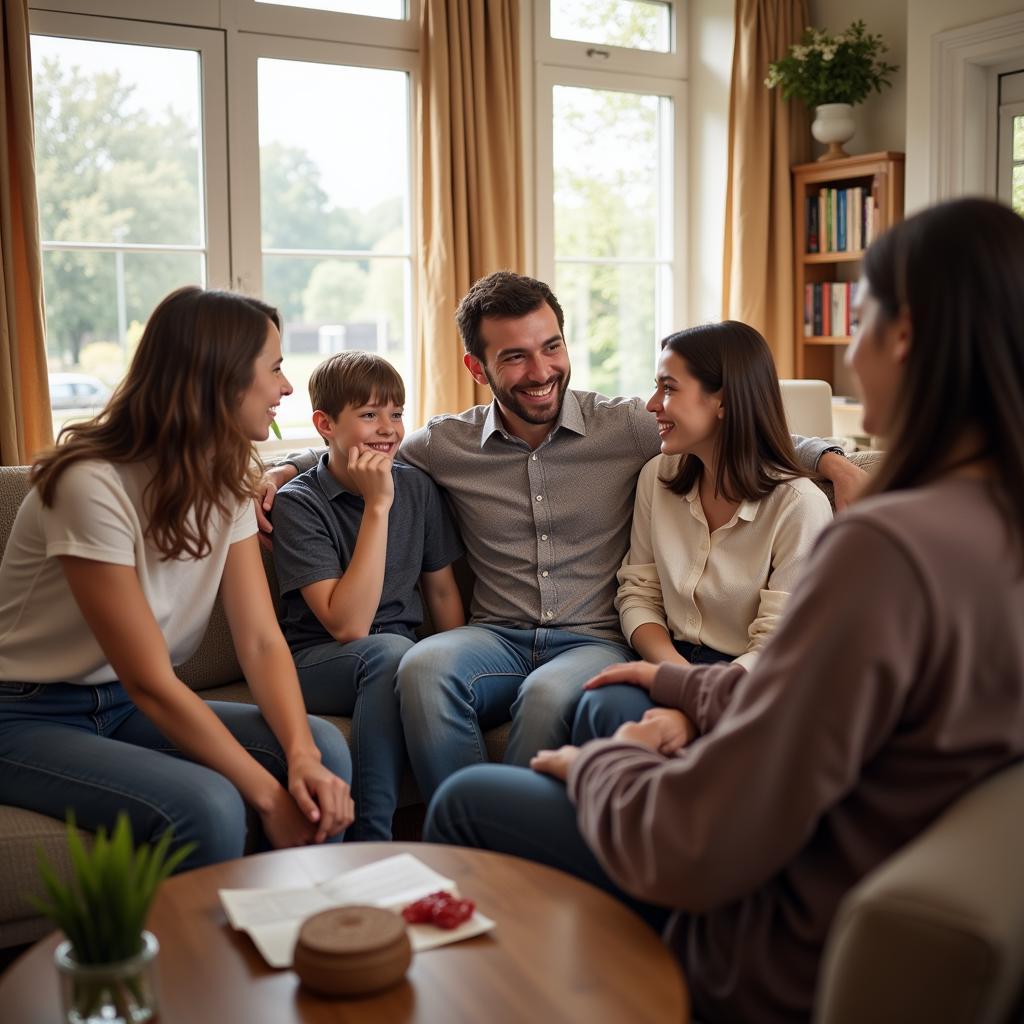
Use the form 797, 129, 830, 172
0, 842, 688, 1023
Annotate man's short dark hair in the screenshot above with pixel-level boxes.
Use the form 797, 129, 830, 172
456, 271, 565, 362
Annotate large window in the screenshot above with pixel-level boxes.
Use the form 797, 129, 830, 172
30, 17, 228, 439
998, 69, 1024, 216
28, 2, 415, 443
535, 0, 685, 399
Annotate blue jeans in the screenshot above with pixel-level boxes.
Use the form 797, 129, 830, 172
0, 681, 352, 871
293, 633, 413, 841
396, 625, 631, 800
424, 764, 670, 934
573, 639, 734, 744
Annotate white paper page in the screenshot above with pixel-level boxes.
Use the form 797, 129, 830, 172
219, 886, 334, 930
318, 853, 457, 909
218, 854, 496, 967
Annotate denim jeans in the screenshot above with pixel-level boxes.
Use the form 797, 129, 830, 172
0, 680, 352, 870
424, 764, 670, 934
293, 632, 413, 841
396, 624, 631, 800
573, 638, 734, 745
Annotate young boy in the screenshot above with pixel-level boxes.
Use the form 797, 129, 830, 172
270, 352, 464, 840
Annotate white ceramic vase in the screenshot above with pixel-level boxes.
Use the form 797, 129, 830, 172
811, 102, 856, 161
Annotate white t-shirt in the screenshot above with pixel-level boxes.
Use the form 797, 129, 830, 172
615, 455, 833, 670
0, 459, 256, 684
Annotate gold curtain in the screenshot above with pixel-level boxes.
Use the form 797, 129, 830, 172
0, 0, 50, 464
416, 0, 525, 422
722, 0, 809, 377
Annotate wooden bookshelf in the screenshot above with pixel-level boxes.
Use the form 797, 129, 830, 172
792, 151, 904, 390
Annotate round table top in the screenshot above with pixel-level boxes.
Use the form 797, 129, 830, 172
0, 842, 688, 1023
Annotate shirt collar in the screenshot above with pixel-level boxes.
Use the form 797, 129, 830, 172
315, 451, 355, 500
479, 390, 586, 449
683, 478, 762, 523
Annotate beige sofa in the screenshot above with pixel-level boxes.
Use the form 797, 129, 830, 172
3, 453, 1023, 1020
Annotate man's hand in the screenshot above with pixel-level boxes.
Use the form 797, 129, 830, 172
255, 463, 299, 542
583, 660, 658, 692
530, 745, 581, 782
818, 451, 868, 512
347, 447, 395, 512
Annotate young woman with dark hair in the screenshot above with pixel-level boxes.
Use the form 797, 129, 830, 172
0, 286, 353, 868
573, 320, 832, 742
425, 198, 1024, 1023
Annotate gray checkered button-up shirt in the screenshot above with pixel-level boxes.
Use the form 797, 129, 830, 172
400, 391, 661, 642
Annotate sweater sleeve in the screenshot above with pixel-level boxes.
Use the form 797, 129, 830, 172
566, 516, 935, 912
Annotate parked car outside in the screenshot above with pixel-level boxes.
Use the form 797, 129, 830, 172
48, 373, 112, 411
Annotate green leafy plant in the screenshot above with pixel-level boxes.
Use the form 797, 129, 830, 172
766, 20, 898, 108
34, 812, 194, 964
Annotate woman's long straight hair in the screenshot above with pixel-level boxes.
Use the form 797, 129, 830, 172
33, 286, 279, 559
660, 321, 809, 501
860, 198, 1024, 544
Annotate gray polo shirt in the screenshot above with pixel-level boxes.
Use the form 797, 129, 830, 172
271, 455, 463, 651
285, 392, 834, 643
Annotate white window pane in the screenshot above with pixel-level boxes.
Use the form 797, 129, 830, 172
553, 85, 663, 259
258, 60, 410, 252
551, 0, 670, 52
264, 255, 410, 438
41, 250, 205, 436
258, 59, 413, 429
556, 261, 658, 399
32, 36, 203, 246
1013, 165, 1024, 217
1014, 115, 1024, 162
256, 0, 405, 16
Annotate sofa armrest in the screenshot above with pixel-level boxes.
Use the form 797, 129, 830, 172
814, 759, 1024, 1024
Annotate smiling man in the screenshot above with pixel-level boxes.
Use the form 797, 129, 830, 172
266, 271, 862, 800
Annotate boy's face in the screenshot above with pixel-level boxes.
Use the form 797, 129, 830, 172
315, 394, 405, 461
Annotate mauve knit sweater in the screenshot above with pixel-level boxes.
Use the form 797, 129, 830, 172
567, 476, 1024, 1024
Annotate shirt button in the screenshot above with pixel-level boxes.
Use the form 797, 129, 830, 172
542, 571, 549, 578
545, 610, 554, 619
541, 533, 548, 541
531, 454, 538, 461
535, 494, 543, 502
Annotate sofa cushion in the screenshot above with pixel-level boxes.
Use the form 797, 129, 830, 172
814, 758, 1024, 1024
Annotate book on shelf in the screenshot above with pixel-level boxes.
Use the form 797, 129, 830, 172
802, 281, 860, 338
805, 186, 879, 255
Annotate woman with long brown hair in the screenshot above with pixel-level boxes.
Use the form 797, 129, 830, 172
572, 320, 832, 742
0, 286, 353, 867
425, 198, 1024, 1023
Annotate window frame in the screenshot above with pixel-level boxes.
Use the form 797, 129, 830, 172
534, 62, 687, 394
227, 32, 420, 429
28, 10, 231, 289
535, 0, 686, 79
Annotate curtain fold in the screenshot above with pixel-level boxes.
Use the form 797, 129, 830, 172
722, 0, 809, 377
1, 0, 50, 464
416, 0, 524, 421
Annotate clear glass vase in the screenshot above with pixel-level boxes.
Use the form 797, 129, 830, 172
54, 930, 160, 1024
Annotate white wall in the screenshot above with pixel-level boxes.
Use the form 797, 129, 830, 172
686, 0, 734, 325
905, 0, 1024, 208
808, 0, 907, 157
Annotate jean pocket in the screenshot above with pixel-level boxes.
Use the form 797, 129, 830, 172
0, 682, 45, 701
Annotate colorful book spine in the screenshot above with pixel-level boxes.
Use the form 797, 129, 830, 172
807, 197, 819, 253
838, 189, 847, 251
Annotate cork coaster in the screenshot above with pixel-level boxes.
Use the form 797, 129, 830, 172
293, 905, 412, 997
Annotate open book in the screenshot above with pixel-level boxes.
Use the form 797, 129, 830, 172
219, 853, 495, 967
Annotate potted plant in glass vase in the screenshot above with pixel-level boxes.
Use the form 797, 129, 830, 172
766, 20, 898, 160
34, 812, 194, 1024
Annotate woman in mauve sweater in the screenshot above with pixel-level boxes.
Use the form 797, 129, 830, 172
424, 197, 1024, 1024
